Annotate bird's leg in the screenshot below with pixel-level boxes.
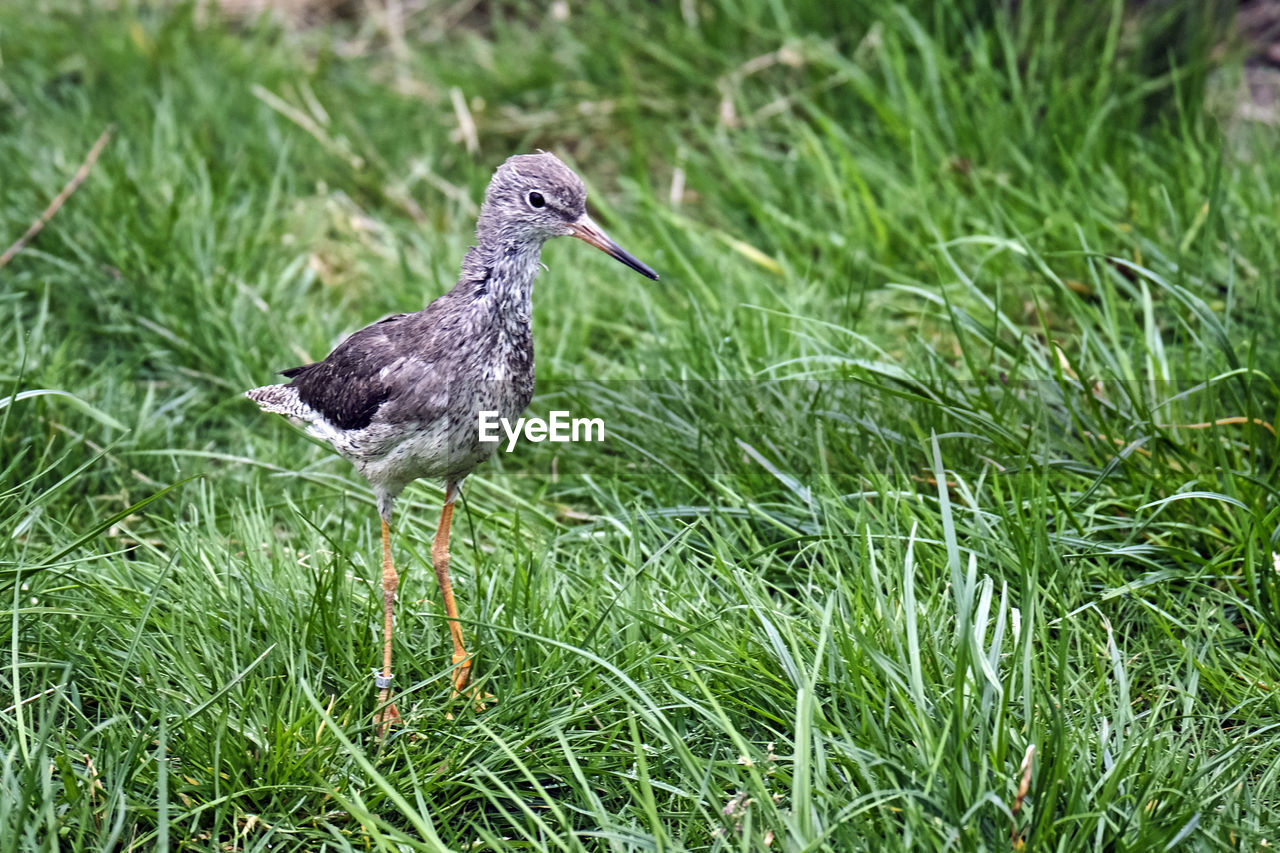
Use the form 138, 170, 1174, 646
432, 491, 472, 695
374, 516, 401, 735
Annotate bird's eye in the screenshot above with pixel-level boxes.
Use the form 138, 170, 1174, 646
527, 191, 546, 208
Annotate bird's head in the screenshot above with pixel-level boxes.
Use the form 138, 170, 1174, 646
480, 151, 658, 280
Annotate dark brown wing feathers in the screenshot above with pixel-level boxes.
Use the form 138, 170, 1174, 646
282, 313, 410, 431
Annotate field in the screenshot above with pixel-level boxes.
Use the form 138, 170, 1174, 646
2, 1, 1279, 850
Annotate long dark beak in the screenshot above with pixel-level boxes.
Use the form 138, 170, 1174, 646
569, 215, 659, 280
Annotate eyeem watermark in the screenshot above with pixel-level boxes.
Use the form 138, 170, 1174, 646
478, 410, 605, 452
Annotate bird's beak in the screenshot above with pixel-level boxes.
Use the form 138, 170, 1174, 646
569, 215, 659, 280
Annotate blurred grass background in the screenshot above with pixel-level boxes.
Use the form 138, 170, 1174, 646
1, 0, 1279, 850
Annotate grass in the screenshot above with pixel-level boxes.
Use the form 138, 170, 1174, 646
2, 0, 1278, 849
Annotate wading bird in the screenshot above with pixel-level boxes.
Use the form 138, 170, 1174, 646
247, 152, 658, 732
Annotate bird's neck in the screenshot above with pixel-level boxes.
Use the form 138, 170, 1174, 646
457, 239, 546, 332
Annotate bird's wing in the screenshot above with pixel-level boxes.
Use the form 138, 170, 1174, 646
282, 312, 446, 431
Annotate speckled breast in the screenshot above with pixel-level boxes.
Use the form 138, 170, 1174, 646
359, 374, 534, 489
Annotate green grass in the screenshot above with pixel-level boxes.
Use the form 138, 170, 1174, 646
2, 1, 1279, 849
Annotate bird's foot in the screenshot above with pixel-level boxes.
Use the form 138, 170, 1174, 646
374, 687, 401, 737
374, 703, 401, 736
449, 653, 473, 695
446, 654, 493, 714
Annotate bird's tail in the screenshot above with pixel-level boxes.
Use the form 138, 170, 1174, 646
245, 384, 307, 418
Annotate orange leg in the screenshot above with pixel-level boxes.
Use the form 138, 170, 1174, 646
373, 517, 401, 735
432, 496, 472, 694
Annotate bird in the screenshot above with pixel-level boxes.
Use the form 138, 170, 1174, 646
246, 152, 658, 733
